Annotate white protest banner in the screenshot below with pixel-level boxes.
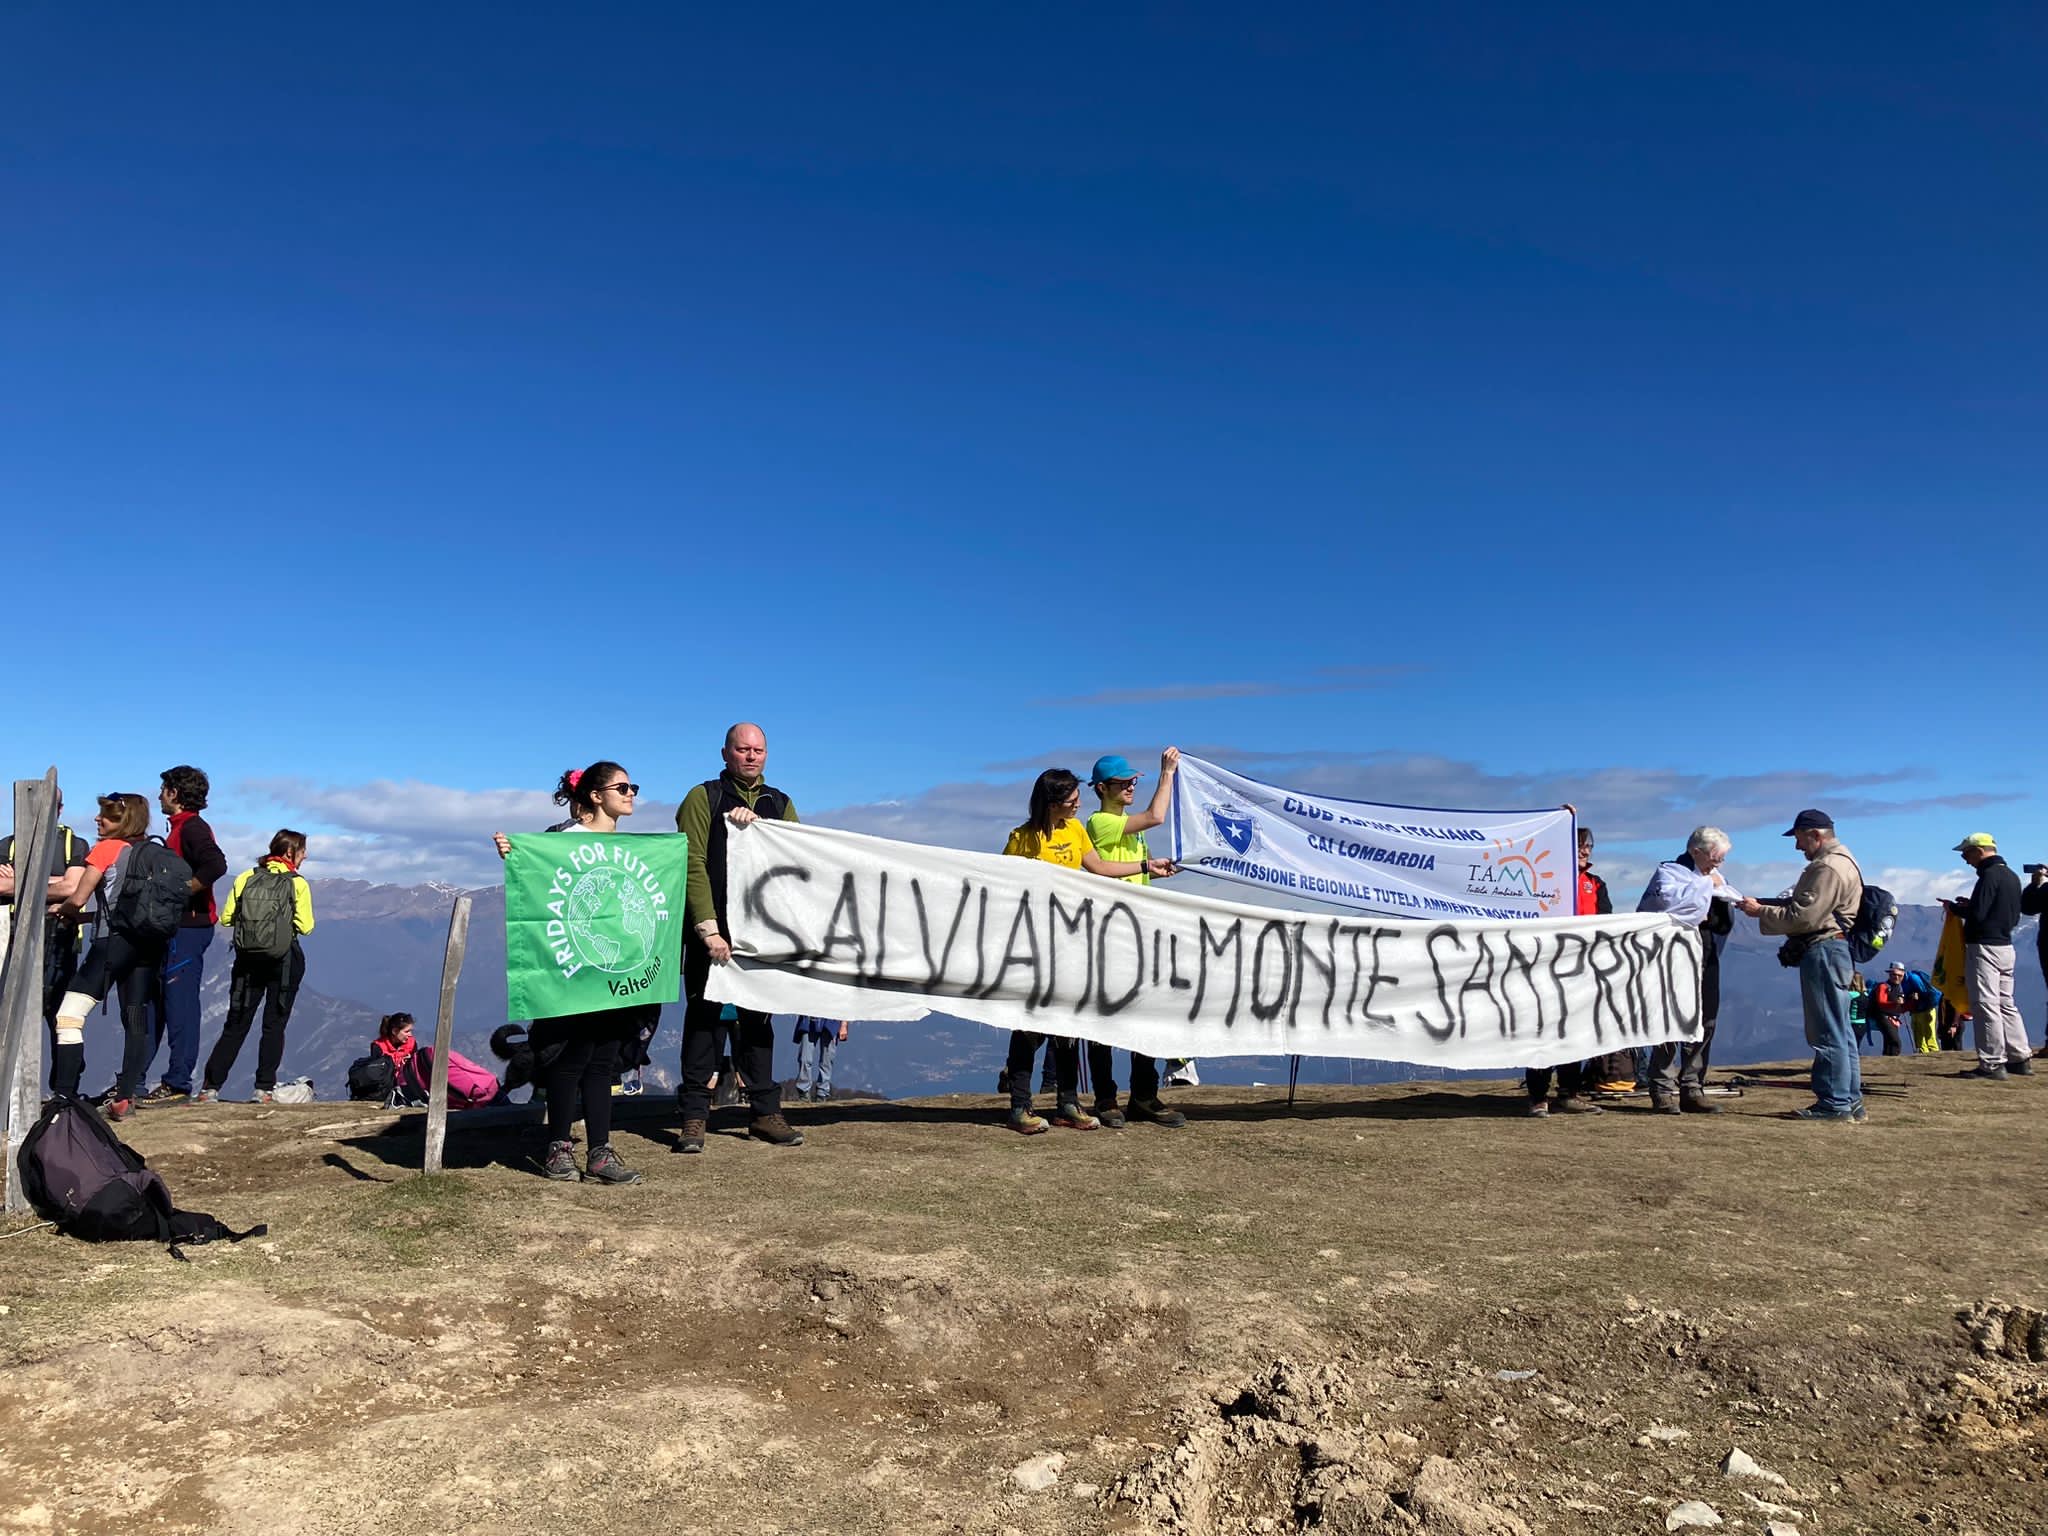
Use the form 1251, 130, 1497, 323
1171, 755, 1577, 921
703, 820, 1702, 1070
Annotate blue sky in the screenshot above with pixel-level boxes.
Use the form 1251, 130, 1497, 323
6, 4, 2042, 906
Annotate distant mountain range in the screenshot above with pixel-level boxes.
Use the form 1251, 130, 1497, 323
64, 879, 2044, 1101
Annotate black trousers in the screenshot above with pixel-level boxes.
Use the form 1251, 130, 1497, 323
680, 943, 779, 1121
205, 944, 306, 1092
532, 1011, 627, 1147
1524, 1060, 1587, 1101
73, 929, 167, 1099
1007, 1031, 1079, 1110
1083, 1041, 1161, 1105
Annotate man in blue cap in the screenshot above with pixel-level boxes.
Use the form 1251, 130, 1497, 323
1082, 747, 1187, 1128
1737, 808, 1867, 1120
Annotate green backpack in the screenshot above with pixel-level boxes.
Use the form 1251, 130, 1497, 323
232, 867, 298, 959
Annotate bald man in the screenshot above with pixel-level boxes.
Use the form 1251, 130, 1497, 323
673, 723, 804, 1151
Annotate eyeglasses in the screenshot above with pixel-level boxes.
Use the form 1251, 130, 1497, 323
1099, 778, 1138, 791
602, 783, 641, 797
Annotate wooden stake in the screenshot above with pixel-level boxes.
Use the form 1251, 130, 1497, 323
422, 893, 472, 1176
3, 769, 60, 1214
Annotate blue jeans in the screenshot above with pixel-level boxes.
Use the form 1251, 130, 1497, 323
794, 1035, 837, 1099
151, 925, 214, 1092
1800, 937, 1861, 1113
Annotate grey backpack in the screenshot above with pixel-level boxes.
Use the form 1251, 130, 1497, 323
232, 867, 298, 958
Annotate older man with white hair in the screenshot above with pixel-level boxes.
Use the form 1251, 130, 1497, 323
1638, 826, 1737, 1114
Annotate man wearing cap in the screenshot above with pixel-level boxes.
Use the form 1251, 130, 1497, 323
1737, 810, 1867, 1121
1941, 833, 2031, 1080
1865, 962, 1913, 1058
1082, 747, 1187, 1129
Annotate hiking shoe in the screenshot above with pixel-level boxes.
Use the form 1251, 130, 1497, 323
1963, 1064, 2009, 1081
140, 1083, 189, 1105
1525, 1098, 1550, 1118
542, 1140, 581, 1181
585, 1144, 643, 1185
1787, 1104, 1860, 1121
619, 1068, 644, 1095
251, 1089, 275, 1105
1127, 1097, 1187, 1129
1094, 1103, 1128, 1129
1555, 1095, 1603, 1114
191, 1088, 222, 1104
675, 1117, 707, 1154
1680, 1091, 1723, 1115
749, 1113, 804, 1147
2007, 1058, 2035, 1077
1051, 1102, 1100, 1130
1651, 1096, 1681, 1115
105, 1097, 135, 1122
1007, 1106, 1049, 1135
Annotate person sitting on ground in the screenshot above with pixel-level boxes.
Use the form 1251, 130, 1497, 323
45, 794, 165, 1122
1081, 748, 1187, 1129
490, 762, 647, 1184
999, 767, 1176, 1136
196, 830, 316, 1104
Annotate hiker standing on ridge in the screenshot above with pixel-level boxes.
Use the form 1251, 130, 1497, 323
1081, 748, 1187, 1129
45, 794, 166, 1121
1637, 826, 1735, 1114
139, 765, 227, 1105
1943, 832, 2032, 1080
998, 767, 1177, 1136
0, 794, 93, 1086
196, 830, 315, 1104
2023, 863, 2048, 1044
1737, 809, 1866, 1121
673, 723, 805, 1154
491, 762, 648, 1184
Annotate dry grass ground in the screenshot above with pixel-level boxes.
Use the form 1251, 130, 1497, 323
2, 1053, 2045, 1534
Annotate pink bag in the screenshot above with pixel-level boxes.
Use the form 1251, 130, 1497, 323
401, 1047, 502, 1108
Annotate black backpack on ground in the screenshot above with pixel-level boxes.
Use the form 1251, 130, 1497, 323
110, 837, 196, 942
17, 1096, 266, 1261
346, 1053, 396, 1102
231, 865, 298, 958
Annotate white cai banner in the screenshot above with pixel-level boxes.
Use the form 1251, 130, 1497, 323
1172, 755, 1577, 921
704, 820, 1702, 1070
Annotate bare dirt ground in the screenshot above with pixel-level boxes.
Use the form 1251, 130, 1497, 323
3, 1053, 2046, 1535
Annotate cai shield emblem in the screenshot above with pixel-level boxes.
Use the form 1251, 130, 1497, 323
1207, 805, 1255, 855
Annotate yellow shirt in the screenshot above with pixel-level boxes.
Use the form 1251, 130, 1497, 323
1002, 818, 1093, 869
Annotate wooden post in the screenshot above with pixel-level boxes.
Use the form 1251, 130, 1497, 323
421, 893, 472, 1175
3, 770, 61, 1214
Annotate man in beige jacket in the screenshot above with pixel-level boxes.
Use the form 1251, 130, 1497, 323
1738, 808, 1866, 1121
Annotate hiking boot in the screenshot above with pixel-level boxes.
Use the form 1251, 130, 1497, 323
1651, 1096, 1681, 1115
2006, 1058, 2035, 1077
1680, 1091, 1724, 1115
1554, 1095, 1602, 1114
542, 1140, 581, 1180
139, 1083, 189, 1105
1094, 1102, 1128, 1129
749, 1113, 804, 1147
1007, 1106, 1049, 1135
1963, 1064, 2009, 1081
584, 1144, 643, 1185
105, 1097, 135, 1123
191, 1088, 221, 1104
1525, 1098, 1550, 1118
674, 1117, 707, 1154
1127, 1097, 1187, 1128
1051, 1102, 1100, 1130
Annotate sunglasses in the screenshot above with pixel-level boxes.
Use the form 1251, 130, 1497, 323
1098, 778, 1138, 791
602, 782, 641, 797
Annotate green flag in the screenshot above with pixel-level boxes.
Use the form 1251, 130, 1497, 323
504, 832, 689, 1020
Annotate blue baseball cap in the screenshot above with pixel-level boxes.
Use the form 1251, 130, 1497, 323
1090, 754, 1140, 784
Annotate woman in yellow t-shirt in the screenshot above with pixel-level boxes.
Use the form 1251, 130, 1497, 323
999, 768, 1174, 1135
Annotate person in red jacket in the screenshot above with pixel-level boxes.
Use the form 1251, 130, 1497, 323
1572, 825, 1638, 1093
1865, 962, 1911, 1056
1526, 817, 1610, 1116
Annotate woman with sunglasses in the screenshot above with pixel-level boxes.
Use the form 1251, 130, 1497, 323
999, 767, 1175, 1135
45, 793, 164, 1120
491, 762, 647, 1184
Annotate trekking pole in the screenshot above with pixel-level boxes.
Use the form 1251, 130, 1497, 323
422, 893, 472, 1176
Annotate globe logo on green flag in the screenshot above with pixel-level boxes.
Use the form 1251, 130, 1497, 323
504, 832, 688, 1019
